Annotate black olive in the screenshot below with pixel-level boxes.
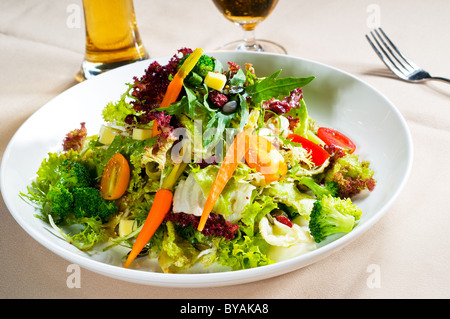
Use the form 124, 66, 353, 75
221, 100, 238, 114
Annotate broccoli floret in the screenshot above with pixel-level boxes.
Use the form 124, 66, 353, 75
297, 176, 339, 199
45, 185, 74, 219
40, 160, 94, 221
309, 195, 362, 243
324, 154, 376, 198
72, 187, 117, 222
56, 159, 93, 190
193, 55, 215, 77
178, 54, 216, 86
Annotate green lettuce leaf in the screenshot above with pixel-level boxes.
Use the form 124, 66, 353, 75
190, 165, 255, 221
239, 195, 278, 237
216, 232, 274, 270
102, 83, 137, 126
286, 99, 308, 137
245, 70, 314, 104
158, 221, 199, 273
263, 180, 315, 220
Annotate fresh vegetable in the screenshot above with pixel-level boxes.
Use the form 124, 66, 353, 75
100, 153, 130, 200
287, 133, 330, 166
198, 130, 248, 232
245, 70, 314, 104
324, 153, 377, 198
318, 127, 356, 154
72, 187, 118, 222
123, 188, 174, 268
152, 48, 204, 136
297, 176, 339, 199
179, 53, 216, 79
245, 134, 287, 183
124, 160, 188, 268
62, 122, 87, 152
21, 154, 118, 250
263, 180, 315, 220
309, 195, 362, 243
45, 186, 74, 219
121, 48, 193, 128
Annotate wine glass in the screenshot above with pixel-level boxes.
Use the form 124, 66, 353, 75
212, 0, 287, 54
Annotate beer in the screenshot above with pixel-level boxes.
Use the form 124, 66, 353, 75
78, 0, 148, 80
212, 0, 279, 31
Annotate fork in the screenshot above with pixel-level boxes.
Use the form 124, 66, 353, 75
366, 28, 450, 84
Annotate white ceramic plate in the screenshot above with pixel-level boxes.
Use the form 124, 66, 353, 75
0, 51, 413, 287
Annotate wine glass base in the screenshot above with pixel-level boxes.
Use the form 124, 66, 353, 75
75, 55, 149, 82
217, 39, 287, 54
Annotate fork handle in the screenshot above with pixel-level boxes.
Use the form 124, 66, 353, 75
430, 76, 450, 84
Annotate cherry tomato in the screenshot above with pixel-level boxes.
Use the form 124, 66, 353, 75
245, 135, 287, 183
100, 153, 130, 200
287, 133, 330, 166
317, 127, 356, 154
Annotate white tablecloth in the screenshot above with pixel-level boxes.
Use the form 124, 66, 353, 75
1, 0, 449, 298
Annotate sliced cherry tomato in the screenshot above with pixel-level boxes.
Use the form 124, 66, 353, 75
245, 134, 287, 183
100, 153, 130, 200
317, 127, 356, 154
287, 133, 330, 166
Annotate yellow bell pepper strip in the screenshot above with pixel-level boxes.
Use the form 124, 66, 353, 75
152, 48, 204, 137
245, 134, 287, 183
197, 130, 249, 232
123, 161, 188, 268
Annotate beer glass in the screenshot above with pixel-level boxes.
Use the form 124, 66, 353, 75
212, 0, 287, 54
76, 0, 149, 81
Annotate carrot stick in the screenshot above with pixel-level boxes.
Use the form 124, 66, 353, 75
123, 160, 188, 268
123, 188, 173, 268
197, 130, 249, 231
152, 48, 204, 137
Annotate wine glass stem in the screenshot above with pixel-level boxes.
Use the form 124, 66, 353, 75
241, 28, 263, 52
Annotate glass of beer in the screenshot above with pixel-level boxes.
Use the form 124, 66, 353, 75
212, 0, 287, 54
76, 0, 149, 82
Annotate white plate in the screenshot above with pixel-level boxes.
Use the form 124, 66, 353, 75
0, 51, 413, 287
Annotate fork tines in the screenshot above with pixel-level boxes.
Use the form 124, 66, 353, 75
365, 28, 418, 79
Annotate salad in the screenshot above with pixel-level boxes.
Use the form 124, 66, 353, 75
21, 48, 376, 273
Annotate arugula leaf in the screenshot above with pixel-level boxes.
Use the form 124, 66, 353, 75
238, 94, 249, 131
230, 68, 246, 87
245, 70, 314, 104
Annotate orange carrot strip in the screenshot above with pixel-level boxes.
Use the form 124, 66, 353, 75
152, 48, 204, 137
123, 188, 173, 268
197, 130, 249, 232
123, 161, 187, 268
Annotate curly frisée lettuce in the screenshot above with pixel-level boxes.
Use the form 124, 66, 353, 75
21, 48, 377, 273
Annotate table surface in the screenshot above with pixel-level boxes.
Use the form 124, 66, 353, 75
1, 0, 449, 299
